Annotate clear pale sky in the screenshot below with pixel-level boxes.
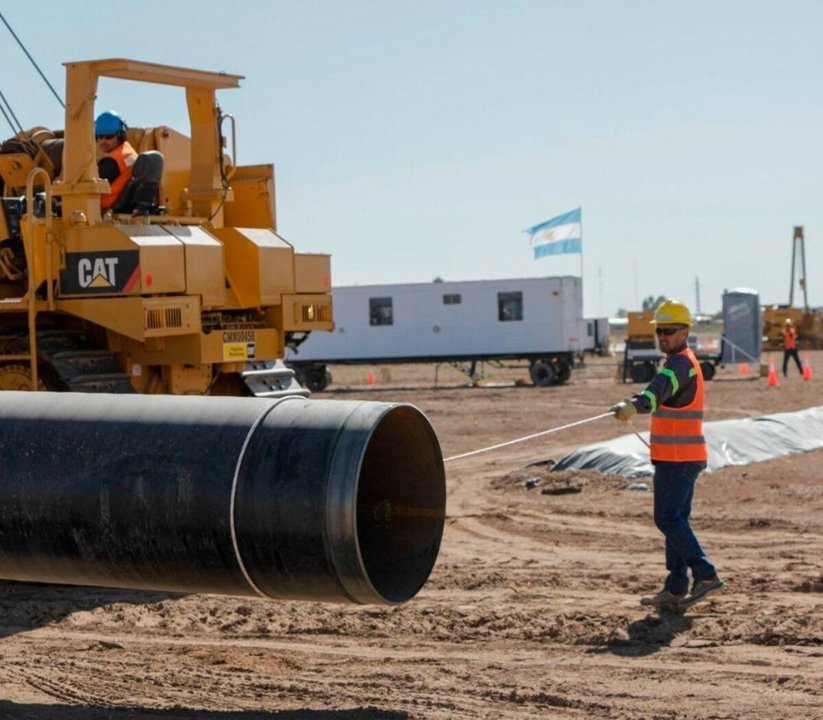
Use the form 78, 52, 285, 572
2, 1, 821, 317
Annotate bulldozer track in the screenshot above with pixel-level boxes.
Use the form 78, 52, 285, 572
0, 329, 134, 393
1, 329, 312, 396
36, 330, 135, 393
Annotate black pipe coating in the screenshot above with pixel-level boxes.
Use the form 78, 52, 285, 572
0, 392, 446, 605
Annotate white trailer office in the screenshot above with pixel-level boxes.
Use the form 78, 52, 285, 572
286, 276, 602, 391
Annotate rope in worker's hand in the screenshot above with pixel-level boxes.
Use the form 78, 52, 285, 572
629, 418, 651, 449
443, 411, 616, 463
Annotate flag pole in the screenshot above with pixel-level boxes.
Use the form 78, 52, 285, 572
579, 206, 584, 281
577, 208, 584, 316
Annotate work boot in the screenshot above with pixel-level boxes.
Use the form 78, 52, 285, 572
677, 576, 725, 608
639, 589, 686, 608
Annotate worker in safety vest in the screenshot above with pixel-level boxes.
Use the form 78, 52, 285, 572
781, 318, 803, 377
610, 299, 724, 610
95, 110, 138, 211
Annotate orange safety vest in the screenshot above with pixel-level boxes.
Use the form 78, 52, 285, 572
649, 347, 707, 463
100, 141, 138, 210
782, 326, 797, 350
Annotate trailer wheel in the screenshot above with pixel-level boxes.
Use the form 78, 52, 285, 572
530, 360, 556, 387
304, 367, 331, 393
554, 359, 572, 384
700, 361, 716, 381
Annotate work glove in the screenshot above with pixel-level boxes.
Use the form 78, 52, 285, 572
609, 399, 637, 422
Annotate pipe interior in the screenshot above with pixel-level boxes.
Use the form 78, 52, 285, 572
356, 406, 446, 604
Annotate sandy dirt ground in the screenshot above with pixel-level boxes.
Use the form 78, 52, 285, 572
0, 355, 821, 719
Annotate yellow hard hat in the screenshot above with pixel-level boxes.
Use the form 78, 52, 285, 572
653, 299, 692, 327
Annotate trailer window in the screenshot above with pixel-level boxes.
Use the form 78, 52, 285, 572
369, 297, 393, 326
442, 294, 461, 305
498, 292, 523, 322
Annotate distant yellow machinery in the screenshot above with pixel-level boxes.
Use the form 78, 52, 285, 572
763, 225, 823, 350
762, 306, 823, 350
762, 226, 823, 351
620, 308, 721, 383
0, 59, 333, 394
619, 309, 659, 383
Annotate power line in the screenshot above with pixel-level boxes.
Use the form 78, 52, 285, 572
0, 100, 18, 136
0, 10, 65, 110
0, 87, 23, 135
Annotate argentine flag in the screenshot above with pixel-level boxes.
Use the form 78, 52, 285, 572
526, 208, 582, 259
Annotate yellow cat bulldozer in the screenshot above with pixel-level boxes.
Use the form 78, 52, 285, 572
0, 58, 332, 394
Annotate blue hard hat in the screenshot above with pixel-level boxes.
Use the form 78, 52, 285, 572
95, 110, 125, 136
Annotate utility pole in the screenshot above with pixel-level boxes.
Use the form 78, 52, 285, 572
694, 276, 701, 314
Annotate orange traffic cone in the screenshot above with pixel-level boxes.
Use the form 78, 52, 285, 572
767, 356, 778, 387
739, 362, 750, 377
803, 354, 813, 381
366, 371, 375, 385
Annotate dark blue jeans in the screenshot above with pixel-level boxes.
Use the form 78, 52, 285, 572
783, 348, 803, 376
653, 461, 717, 594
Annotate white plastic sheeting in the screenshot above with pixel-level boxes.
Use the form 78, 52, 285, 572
554, 406, 823, 478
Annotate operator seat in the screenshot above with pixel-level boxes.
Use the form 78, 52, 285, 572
111, 151, 164, 214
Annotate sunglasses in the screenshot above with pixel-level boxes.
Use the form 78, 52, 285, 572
96, 134, 116, 141
655, 327, 684, 336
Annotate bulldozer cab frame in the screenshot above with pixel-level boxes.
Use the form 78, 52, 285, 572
57, 58, 243, 225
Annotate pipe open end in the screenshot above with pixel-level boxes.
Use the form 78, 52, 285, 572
356, 405, 446, 604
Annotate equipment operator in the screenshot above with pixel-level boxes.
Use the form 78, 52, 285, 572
95, 110, 137, 211
609, 299, 724, 611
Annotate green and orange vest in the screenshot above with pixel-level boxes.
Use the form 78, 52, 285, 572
649, 347, 707, 463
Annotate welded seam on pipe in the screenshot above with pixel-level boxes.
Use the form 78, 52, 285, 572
326, 402, 383, 605
229, 397, 296, 599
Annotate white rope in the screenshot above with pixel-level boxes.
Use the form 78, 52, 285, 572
443, 411, 615, 463
629, 418, 651, 448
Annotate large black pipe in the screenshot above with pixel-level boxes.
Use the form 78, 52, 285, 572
0, 392, 446, 605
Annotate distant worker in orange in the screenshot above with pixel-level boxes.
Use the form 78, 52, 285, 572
95, 110, 137, 211
781, 318, 803, 377
609, 299, 724, 612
